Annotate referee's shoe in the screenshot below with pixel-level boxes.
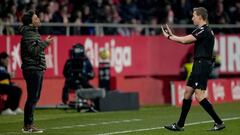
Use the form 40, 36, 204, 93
164, 123, 184, 131
208, 122, 225, 131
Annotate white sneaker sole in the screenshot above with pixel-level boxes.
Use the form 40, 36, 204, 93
22, 128, 43, 133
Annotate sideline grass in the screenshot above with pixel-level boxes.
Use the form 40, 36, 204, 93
0, 102, 239, 135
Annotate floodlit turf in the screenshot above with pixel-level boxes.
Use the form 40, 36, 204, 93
0, 102, 239, 135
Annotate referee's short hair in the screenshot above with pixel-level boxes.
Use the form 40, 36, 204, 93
193, 7, 208, 21
21, 10, 35, 26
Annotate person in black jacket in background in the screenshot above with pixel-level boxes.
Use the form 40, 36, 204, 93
20, 10, 53, 133
0, 52, 23, 115
62, 43, 95, 105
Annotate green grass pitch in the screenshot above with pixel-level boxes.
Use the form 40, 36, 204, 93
0, 102, 239, 135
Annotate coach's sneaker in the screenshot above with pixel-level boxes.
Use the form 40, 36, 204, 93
209, 122, 225, 131
1, 108, 17, 115
164, 123, 184, 131
13, 108, 24, 115
22, 125, 43, 133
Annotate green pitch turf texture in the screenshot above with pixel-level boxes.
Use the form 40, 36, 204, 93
0, 102, 239, 135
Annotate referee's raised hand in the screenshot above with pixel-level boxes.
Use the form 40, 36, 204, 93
161, 24, 173, 39
165, 24, 173, 35
161, 25, 169, 38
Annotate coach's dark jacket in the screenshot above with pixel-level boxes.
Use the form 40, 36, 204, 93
20, 26, 50, 70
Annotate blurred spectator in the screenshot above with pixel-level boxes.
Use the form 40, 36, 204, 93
180, 53, 194, 81
209, 51, 221, 79
59, 0, 74, 13
231, 1, 240, 33
0, 0, 239, 35
2, 14, 15, 35
38, 11, 52, 34
119, 0, 142, 23
82, 5, 93, 23
147, 16, 161, 35
130, 18, 142, 36
50, 4, 69, 35
210, 1, 230, 24
154, 0, 171, 24
81, 5, 95, 35
25, 1, 37, 11
46, 0, 59, 21
103, 5, 119, 35
70, 10, 83, 35
117, 21, 131, 36
232, 1, 240, 23
166, 4, 174, 24
136, 0, 157, 24
36, 0, 48, 12
192, 0, 208, 9
109, 2, 122, 23
226, 0, 240, 24
91, 0, 106, 22
209, 1, 231, 33
0, 52, 23, 115
172, 0, 192, 24
7, 2, 18, 22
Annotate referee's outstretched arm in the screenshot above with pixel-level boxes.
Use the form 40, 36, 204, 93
161, 24, 196, 44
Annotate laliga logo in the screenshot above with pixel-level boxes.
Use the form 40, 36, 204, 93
84, 38, 132, 73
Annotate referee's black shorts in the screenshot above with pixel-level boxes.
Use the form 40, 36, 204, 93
187, 59, 213, 90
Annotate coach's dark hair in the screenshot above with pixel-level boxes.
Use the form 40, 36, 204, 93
21, 10, 35, 26
193, 7, 208, 21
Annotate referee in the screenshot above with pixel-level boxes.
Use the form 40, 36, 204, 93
161, 7, 225, 131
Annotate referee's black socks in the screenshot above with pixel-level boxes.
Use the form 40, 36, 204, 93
177, 99, 192, 127
199, 98, 223, 124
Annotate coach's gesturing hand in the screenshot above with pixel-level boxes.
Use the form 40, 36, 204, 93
45, 35, 54, 44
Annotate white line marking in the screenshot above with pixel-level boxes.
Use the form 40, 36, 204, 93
0, 119, 142, 135
2, 116, 240, 135
50, 119, 142, 129
97, 116, 240, 135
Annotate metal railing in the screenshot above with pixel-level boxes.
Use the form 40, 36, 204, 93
1, 22, 240, 36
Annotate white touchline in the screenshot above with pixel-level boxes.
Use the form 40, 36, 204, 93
97, 116, 240, 135
1, 116, 239, 135
50, 119, 142, 129
0, 119, 142, 135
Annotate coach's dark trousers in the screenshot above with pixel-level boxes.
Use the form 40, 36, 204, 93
22, 70, 43, 126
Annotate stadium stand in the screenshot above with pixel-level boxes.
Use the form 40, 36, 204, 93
0, 0, 240, 35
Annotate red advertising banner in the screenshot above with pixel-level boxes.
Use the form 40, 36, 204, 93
171, 79, 240, 106
215, 35, 240, 74
1, 35, 240, 106
1, 35, 239, 79
0, 36, 191, 78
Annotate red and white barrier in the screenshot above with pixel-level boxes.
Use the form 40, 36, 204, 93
0, 35, 240, 79
0, 35, 239, 106
171, 79, 240, 106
